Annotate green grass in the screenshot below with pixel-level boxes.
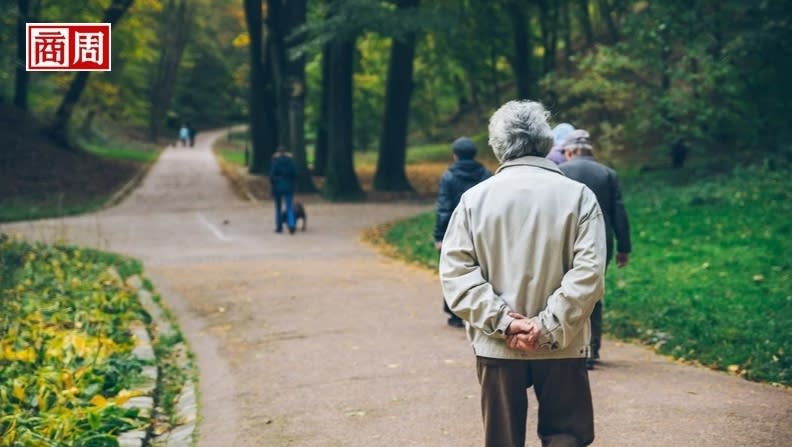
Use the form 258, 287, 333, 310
82, 141, 160, 164
379, 165, 792, 385
0, 196, 109, 223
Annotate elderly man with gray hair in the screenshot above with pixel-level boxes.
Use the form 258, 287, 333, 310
561, 129, 632, 370
439, 100, 607, 447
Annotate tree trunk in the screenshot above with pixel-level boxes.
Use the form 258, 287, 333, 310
323, 34, 363, 201
266, 0, 290, 147
537, 0, 557, 74
244, 0, 278, 174
48, 0, 134, 147
147, 0, 192, 142
597, 0, 619, 43
313, 44, 331, 176
507, 1, 532, 99
545, 0, 558, 73
285, 0, 316, 192
13, 0, 29, 110
577, 0, 594, 47
561, 0, 573, 63
373, 0, 419, 192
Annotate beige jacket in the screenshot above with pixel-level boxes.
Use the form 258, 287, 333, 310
439, 156, 607, 359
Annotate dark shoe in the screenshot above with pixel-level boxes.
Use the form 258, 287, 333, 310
288, 227, 296, 235
586, 359, 596, 370
275, 228, 283, 233
447, 317, 465, 328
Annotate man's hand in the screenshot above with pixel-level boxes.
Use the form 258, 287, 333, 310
434, 241, 442, 251
505, 312, 539, 352
616, 252, 629, 268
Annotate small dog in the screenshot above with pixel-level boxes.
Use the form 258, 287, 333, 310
281, 201, 307, 233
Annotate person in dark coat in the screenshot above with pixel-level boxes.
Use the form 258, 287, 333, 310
560, 129, 632, 368
270, 146, 298, 234
435, 137, 492, 327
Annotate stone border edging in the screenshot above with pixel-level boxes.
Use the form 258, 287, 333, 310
117, 320, 157, 447
124, 276, 199, 447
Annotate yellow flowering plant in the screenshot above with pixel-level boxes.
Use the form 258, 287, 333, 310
1, 235, 149, 446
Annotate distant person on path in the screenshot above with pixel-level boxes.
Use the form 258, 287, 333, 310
187, 122, 196, 147
178, 123, 190, 147
434, 136, 492, 328
546, 122, 575, 165
270, 146, 298, 234
440, 100, 606, 447
560, 129, 632, 370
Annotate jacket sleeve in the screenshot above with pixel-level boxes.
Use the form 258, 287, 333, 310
439, 196, 514, 338
609, 171, 631, 254
434, 174, 454, 242
530, 191, 607, 351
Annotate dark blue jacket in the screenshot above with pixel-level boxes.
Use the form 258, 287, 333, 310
560, 155, 631, 261
270, 153, 297, 194
434, 159, 492, 242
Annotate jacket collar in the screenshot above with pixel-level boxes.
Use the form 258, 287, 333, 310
496, 155, 564, 175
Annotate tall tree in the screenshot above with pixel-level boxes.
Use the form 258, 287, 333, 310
576, 0, 594, 47
285, 0, 316, 192
373, 0, 420, 192
538, 0, 558, 74
13, 0, 29, 110
147, 0, 193, 141
266, 0, 290, 147
244, 0, 278, 174
597, 0, 619, 43
312, 43, 331, 176
48, 0, 135, 146
507, 0, 533, 99
324, 33, 362, 200
560, 0, 573, 62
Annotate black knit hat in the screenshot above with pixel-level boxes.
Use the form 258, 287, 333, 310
452, 137, 477, 160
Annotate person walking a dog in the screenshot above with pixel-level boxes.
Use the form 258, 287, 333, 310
434, 136, 492, 328
270, 146, 298, 234
439, 100, 607, 447
560, 129, 632, 369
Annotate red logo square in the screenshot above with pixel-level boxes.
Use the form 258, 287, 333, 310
26, 23, 111, 71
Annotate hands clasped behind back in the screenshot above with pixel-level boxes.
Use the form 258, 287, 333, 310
505, 312, 540, 353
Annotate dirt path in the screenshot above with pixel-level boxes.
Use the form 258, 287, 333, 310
2, 131, 790, 446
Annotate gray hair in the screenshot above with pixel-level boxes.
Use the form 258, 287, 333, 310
488, 100, 554, 162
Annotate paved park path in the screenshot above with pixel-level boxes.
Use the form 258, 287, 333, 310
3, 131, 790, 446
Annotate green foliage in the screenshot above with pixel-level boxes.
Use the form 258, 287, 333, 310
542, 1, 792, 167
0, 236, 149, 445
380, 166, 792, 385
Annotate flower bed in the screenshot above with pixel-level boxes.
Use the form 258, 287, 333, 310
0, 235, 149, 446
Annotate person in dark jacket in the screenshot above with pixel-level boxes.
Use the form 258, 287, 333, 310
270, 146, 298, 234
560, 129, 632, 368
435, 137, 492, 327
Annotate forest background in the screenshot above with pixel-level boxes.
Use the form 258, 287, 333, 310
2, 0, 790, 202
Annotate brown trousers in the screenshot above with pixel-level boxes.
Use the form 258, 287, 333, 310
476, 357, 594, 447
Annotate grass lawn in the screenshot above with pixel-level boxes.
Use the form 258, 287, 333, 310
0, 118, 161, 223
82, 140, 161, 164
372, 165, 792, 386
